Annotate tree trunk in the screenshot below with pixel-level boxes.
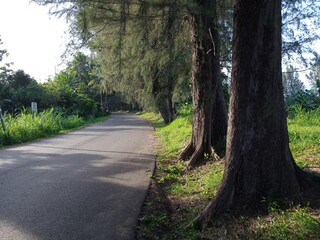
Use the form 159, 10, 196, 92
152, 67, 175, 124
194, 0, 317, 230
180, 0, 225, 168
156, 93, 175, 124
211, 28, 227, 153
211, 78, 227, 153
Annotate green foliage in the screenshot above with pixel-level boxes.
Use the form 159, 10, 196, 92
1, 70, 46, 113
282, 65, 320, 111
1, 49, 103, 119
257, 206, 320, 240
307, 57, 320, 97
282, 0, 320, 67
288, 106, 320, 168
41, 52, 102, 117
0, 108, 84, 147
283, 66, 305, 101
140, 104, 192, 159
138, 104, 320, 240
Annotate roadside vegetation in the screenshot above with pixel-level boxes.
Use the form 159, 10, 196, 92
137, 104, 320, 240
0, 108, 109, 147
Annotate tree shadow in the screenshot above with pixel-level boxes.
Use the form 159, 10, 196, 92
0, 146, 155, 240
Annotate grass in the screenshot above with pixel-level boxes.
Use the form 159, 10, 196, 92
137, 105, 320, 240
288, 106, 320, 169
0, 108, 110, 147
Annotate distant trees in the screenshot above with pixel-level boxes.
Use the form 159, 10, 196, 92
282, 0, 320, 67
0, 36, 12, 108
5, 70, 45, 111
283, 66, 305, 104
282, 63, 320, 111
0, 45, 102, 117
42, 52, 102, 117
308, 58, 320, 97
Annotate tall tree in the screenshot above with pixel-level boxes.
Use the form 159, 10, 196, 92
193, 0, 320, 230
179, 0, 227, 167
6, 70, 45, 110
0, 36, 12, 105
42, 52, 100, 117
33, 0, 228, 166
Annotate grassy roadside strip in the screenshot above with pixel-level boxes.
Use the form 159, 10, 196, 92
0, 109, 110, 147
137, 106, 320, 240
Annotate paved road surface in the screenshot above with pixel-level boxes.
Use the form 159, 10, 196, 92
0, 113, 155, 240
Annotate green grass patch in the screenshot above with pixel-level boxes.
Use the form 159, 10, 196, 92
256, 206, 320, 240
0, 108, 110, 147
288, 106, 320, 169
137, 105, 320, 240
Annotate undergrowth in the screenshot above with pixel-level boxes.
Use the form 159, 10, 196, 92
0, 108, 109, 147
137, 105, 320, 240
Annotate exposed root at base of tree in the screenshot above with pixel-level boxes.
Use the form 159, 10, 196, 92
187, 145, 206, 169
191, 167, 320, 232
179, 142, 194, 160
297, 167, 320, 187
180, 142, 215, 169
192, 183, 234, 231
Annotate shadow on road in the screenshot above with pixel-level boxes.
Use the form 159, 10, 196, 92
0, 112, 155, 240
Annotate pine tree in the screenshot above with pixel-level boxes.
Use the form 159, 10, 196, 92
193, 0, 320, 230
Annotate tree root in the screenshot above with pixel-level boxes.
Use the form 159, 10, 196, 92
186, 145, 205, 169
296, 166, 320, 188
179, 142, 194, 160
191, 181, 234, 231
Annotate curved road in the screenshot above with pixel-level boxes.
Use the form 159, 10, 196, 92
0, 113, 155, 240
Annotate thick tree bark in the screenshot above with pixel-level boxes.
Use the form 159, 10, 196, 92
180, 0, 226, 168
193, 0, 318, 231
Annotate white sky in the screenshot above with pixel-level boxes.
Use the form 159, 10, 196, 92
0, 0, 69, 82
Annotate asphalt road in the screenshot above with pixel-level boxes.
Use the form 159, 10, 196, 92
0, 112, 155, 240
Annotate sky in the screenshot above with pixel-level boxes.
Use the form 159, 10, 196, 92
0, 1, 319, 86
0, 0, 69, 82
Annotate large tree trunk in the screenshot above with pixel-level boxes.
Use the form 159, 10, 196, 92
194, 0, 318, 231
180, 0, 224, 168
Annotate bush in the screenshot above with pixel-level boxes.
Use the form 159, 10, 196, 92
0, 108, 84, 146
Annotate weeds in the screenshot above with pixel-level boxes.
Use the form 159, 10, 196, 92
0, 108, 109, 147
